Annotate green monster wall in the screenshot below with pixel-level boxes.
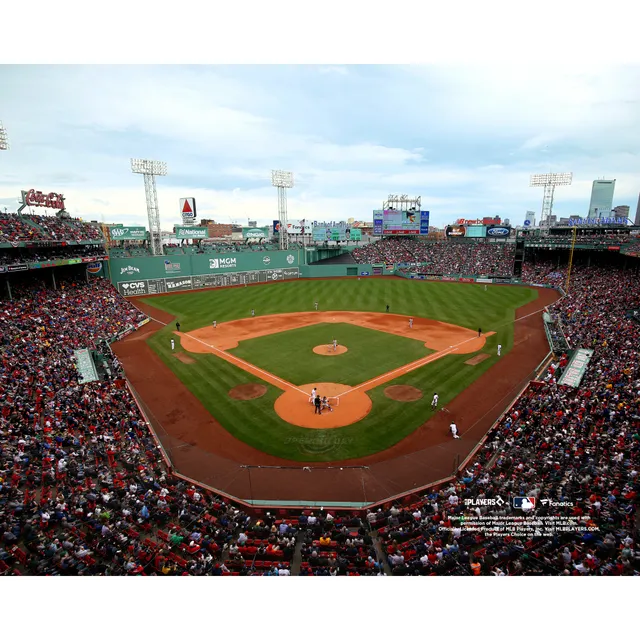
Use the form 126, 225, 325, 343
109, 250, 393, 297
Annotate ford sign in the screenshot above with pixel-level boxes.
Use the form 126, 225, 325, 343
487, 226, 510, 237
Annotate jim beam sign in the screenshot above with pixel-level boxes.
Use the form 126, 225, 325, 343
180, 198, 197, 226
18, 189, 66, 213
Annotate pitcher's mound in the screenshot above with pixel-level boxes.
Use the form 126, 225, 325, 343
174, 353, 196, 364
384, 385, 423, 402
228, 383, 267, 400
313, 345, 348, 356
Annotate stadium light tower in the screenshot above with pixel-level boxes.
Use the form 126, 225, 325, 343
0, 121, 9, 151
271, 170, 294, 251
530, 172, 572, 227
131, 158, 167, 255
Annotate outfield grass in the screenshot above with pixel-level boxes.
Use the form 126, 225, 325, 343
229, 322, 433, 386
143, 279, 538, 461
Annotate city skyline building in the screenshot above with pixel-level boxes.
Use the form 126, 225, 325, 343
588, 179, 616, 218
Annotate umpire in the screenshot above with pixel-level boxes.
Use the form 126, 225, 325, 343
314, 395, 322, 415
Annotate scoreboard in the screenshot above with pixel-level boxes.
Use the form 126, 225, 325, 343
373, 210, 430, 235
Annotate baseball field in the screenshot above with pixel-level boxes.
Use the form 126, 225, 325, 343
127, 278, 540, 463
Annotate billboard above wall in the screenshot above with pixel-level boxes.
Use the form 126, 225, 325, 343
109, 226, 147, 241
175, 226, 208, 239
373, 210, 430, 235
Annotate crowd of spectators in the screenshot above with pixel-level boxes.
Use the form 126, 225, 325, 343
0, 212, 103, 244
352, 238, 516, 276
0, 245, 107, 266
1, 258, 638, 576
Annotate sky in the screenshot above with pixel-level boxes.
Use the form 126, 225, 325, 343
1, 64, 640, 230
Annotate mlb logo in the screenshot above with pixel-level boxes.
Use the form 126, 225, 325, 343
512, 497, 536, 511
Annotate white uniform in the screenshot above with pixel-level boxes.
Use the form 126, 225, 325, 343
310, 388, 317, 404
213, 321, 217, 329
497, 344, 502, 356
409, 318, 413, 329
333, 339, 337, 351
251, 309, 255, 317
171, 339, 175, 351
484, 285, 487, 291
431, 393, 439, 408
314, 302, 318, 311
450, 422, 460, 439
322, 397, 333, 412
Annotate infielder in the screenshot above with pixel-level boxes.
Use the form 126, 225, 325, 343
450, 422, 460, 439
213, 320, 217, 329
333, 339, 338, 352
170, 339, 175, 351
497, 344, 502, 356
309, 387, 318, 405
251, 309, 255, 317
314, 301, 319, 311
409, 317, 414, 329
431, 393, 439, 409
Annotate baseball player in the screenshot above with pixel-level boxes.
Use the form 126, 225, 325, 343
322, 396, 333, 413
213, 320, 217, 329
450, 422, 460, 439
478, 327, 482, 337
314, 301, 319, 311
310, 387, 318, 405
431, 393, 439, 409
170, 339, 175, 351
386, 304, 390, 312
497, 344, 502, 356
333, 339, 338, 352
484, 284, 487, 291
251, 309, 255, 317
409, 317, 414, 329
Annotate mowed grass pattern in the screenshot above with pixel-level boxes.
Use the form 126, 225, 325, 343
143, 279, 538, 461
229, 323, 433, 386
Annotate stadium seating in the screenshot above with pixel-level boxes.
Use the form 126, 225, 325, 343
0, 253, 637, 576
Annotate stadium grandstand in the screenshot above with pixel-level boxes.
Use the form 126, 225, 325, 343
0, 215, 638, 577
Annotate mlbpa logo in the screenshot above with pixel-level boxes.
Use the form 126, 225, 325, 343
263, 256, 271, 265
286, 254, 294, 264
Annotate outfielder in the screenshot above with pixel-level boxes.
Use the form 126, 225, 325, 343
409, 317, 414, 329
431, 393, 439, 409
170, 339, 175, 351
314, 301, 319, 311
484, 284, 487, 291
333, 339, 338, 352
497, 344, 502, 356
450, 422, 460, 439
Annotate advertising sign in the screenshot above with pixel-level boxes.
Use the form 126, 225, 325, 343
242, 227, 270, 239
446, 225, 466, 238
179, 198, 197, 225
21, 189, 65, 210
86, 262, 103, 274
486, 226, 511, 237
373, 210, 384, 236
175, 226, 208, 239
110, 226, 147, 241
